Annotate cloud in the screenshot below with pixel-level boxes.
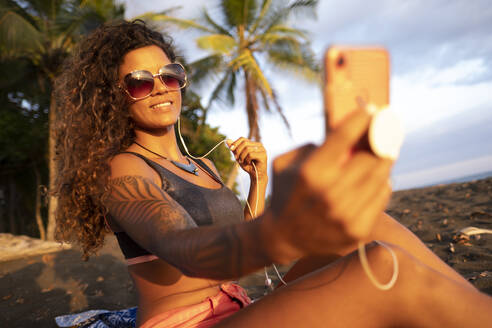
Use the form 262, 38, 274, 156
409, 59, 488, 86
392, 61, 492, 132
304, 0, 492, 75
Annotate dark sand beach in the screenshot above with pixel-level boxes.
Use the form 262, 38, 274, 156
1, 177, 491, 327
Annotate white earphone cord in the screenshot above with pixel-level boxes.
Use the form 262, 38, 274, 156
177, 117, 398, 291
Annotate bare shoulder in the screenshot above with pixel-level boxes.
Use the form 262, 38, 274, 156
109, 153, 160, 185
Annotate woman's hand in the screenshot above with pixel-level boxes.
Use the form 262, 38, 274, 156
264, 108, 393, 263
227, 138, 268, 182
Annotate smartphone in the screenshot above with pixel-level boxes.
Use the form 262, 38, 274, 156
323, 46, 390, 133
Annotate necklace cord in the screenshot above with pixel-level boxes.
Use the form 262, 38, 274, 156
176, 116, 397, 291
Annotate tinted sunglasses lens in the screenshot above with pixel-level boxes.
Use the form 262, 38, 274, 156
159, 64, 186, 89
161, 75, 182, 89
125, 73, 154, 99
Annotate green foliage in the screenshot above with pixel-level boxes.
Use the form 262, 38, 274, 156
0, 99, 47, 163
220, 0, 258, 29
0, 0, 125, 236
178, 90, 235, 182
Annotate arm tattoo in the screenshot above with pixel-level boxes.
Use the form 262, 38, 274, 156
106, 175, 269, 279
107, 175, 197, 234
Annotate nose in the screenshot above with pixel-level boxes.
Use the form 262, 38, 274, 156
152, 75, 169, 95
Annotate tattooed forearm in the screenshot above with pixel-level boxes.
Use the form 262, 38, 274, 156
105, 175, 271, 279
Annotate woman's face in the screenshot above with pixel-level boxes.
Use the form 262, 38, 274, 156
119, 45, 182, 132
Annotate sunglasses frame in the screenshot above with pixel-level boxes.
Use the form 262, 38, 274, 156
121, 63, 188, 101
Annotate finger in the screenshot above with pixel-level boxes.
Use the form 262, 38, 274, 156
348, 179, 392, 241
231, 138, 251, 159
243, 151, 267, 165
328, 152, 382, 198
236, 141, 264, 163
230, 137, 249, 150
333, 176, 391, 242
238, 145, 265, 164
342, 161, 392, 221
313, 107, 373, 164
235, 141, 254, 161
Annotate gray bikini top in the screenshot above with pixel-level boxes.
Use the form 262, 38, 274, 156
113, 152, 244, 260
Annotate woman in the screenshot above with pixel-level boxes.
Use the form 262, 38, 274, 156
54, 20, 491, 327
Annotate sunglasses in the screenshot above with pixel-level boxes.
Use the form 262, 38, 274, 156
122, 63, 187, 100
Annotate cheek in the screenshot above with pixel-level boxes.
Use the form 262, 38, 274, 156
128, 102, 146, 120
128, 103, 137, 118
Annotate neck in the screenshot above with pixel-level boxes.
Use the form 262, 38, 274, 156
133, 125, 184, 161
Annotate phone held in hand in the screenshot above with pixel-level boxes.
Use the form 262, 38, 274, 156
323, 45, 403, 160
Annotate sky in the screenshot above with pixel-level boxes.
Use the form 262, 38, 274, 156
123, 0, 492, 191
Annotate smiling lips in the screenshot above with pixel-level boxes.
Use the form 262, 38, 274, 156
151, 101, 172, 109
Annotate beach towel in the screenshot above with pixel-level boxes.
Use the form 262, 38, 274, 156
55, 306, 137, 328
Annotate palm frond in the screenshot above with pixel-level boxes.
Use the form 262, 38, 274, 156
196, 34, 237, 55
189, 54, 224, 88
0, 10, 44, 57
288, 0, 319, 19
226, 69, 237, 105
256, 0, 318, 37
254, 5, 287, 37
248, 0, 272, 34
253, 75, 291, 134
230, 49, 272, 97
80, 0, 126, 19
269, 87, 291, 132
220, 0, 257, 30
202, 9, 232, 36
257, 82, 271, 111
207, 70, 237, 108
267, 41, 320, 83
0, 0, 39, 28
136, 12, 215, 33
266, 25, 308, 39
257, 33, 304, 48
77, 0, 125, 30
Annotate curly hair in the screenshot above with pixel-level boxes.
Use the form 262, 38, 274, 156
54, 20, 180, 260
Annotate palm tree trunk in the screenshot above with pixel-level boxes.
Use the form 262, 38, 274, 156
8, 175, 17, 235
46, 92, 57, 240
225, 72, 260, 189
33, 164, 46, 240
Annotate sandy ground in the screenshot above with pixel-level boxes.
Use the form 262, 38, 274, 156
1, 177, 491, 327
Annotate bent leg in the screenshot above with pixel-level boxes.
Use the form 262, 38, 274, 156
370, 213, 472, 287
283, 213, 473, 289
217, 243, 492, 328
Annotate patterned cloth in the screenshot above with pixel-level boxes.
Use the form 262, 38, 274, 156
54, 284, 251, 328
55, 307, 137, 328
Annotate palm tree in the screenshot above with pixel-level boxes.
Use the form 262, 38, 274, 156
140, 0, 320, 186
0, 0, 125, 239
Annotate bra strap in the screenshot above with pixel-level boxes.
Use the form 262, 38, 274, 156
192, 158, 223, 185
